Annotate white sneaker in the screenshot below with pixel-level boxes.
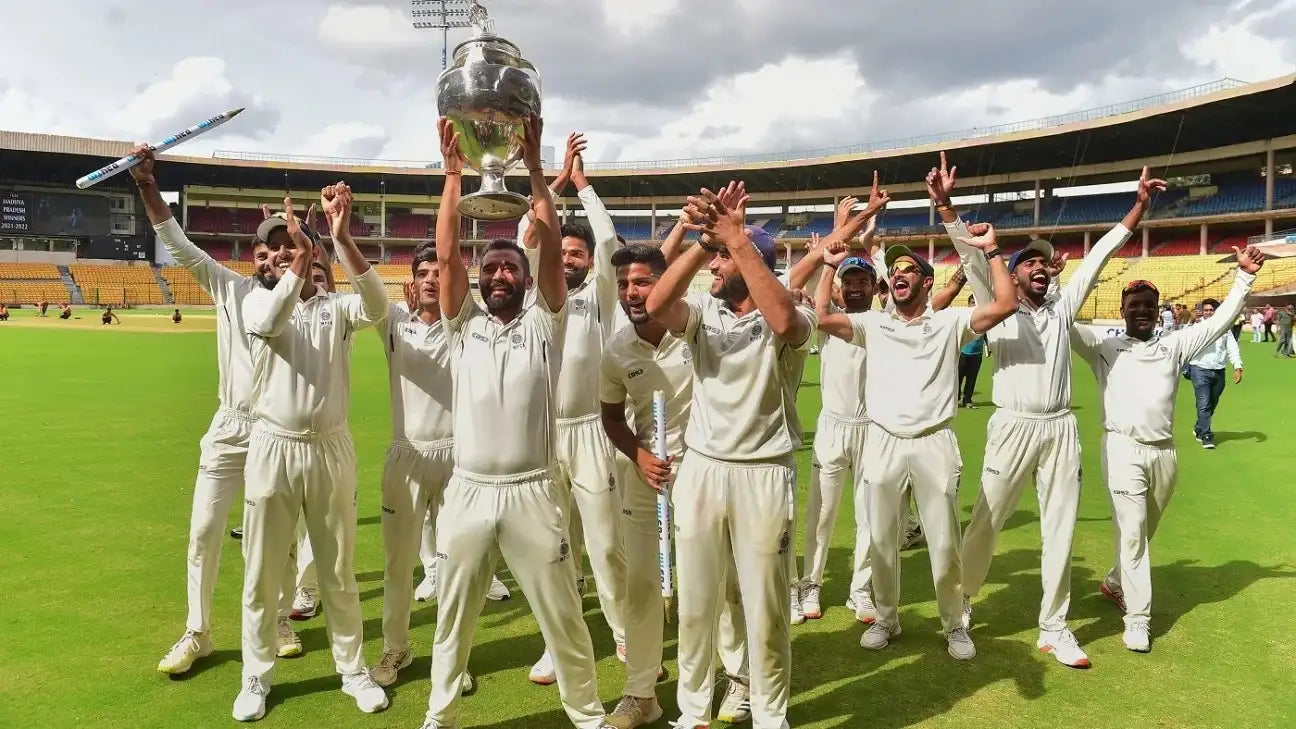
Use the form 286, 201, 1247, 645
616, 641, 627, 664
845, 589, 876, 624
341, 670, 389, 713
947, 627, 976, 660
1100, 577, 1127, 614
232, 676, 269, 722
289, 586, 318, 620
371, 648, 412, 687
486, 575, 511, 601
276, 618, 303, 658
606, 695, 664, 728
801, 583, 823, 620
715, 678, 752, 723
460, 671, 476, 695
960, 594, 973, 631
529, 649, 557, 685
790, 585, 805, 625
1037, 628, 1091, 668
415, 570, 437, 602
860, 622, 900, 650
1123, 623, 1151, 653
157, 629, 213, 675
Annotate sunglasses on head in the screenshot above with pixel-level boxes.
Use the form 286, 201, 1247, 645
1123, 279, 1158, 293
890, 262, 921, 276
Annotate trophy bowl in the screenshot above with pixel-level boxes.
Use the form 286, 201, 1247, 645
437, 33, 541, 221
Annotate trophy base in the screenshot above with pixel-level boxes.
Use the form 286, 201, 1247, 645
459, 191, 531, 221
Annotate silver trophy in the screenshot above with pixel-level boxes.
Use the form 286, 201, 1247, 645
436, 1, 541, 221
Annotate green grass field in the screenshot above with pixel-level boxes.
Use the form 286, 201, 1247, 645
1, 309, 1294, 729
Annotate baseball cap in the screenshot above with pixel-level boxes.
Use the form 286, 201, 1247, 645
256, 214, 320, 245
1009, 238, 1055, 271
837, 255, 876, 277
745, 225, 778, 271
883, 245, 934, 278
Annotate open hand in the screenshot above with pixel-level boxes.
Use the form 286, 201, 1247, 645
438, 117, 467, 174
1134, 166, 1169, 208
282, 196, 313, 257
834, 196, 859, 230
1044, 251, 1069, 278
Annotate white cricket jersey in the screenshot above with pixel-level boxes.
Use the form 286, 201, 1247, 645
818, 304, 869, 423
848, 307, 976, 437
381, 304, 454, 444
682, 293, 816, 461
600, 325, 693, 457
520, 186, 619, 421
1071, 270, 1255, 445
242, 267, 390, 433
945, 218, 1133, 414
155, 218, 260, 413
445, 288, 566, 476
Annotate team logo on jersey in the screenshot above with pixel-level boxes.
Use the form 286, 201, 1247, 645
511, 333, 525, 349
750, 323, 763, 339
572, 299, 588, 316
777, 529, 790, 555
922, 323, 932, 336
1158, 345, 1169, 355
608, 473, 617, 492
319, 309, 333, 326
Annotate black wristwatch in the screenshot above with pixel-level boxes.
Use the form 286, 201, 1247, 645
985, 247, 1002, 259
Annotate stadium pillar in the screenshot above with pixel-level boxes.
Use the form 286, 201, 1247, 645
562, 199, 569, 224
928, 198, 936, 226
1141, 227, 1150, 258
380, 243, 387, 261
472, 219, 479, 239
1083, 231, 1091, 255
1265, 145, 1275, 211
1033, 179, 1042, 226
380, 198, 387, 238
650, 202, 657, 240
928, 237, 935, 260
1200, 224, 1208, 255
1266, 217, 1274, 237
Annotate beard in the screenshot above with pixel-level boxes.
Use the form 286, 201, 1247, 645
565, 266, 589, 290
712, 273, 749, 305
255, 266, 281, 290
620, 300, 650, 324
481, 281, 524, 316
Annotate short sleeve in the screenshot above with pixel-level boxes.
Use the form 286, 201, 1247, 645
524, 294, 568, 341
944, 307, 977, 345
444, 293, 479, 334
681, 293, 710, 343
846, 311, 870, 347
787, 304, 819, 351
599, 349, 627, 405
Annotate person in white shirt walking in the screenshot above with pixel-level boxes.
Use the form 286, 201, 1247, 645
1071, 246, 1264, 653
517, 134, 629, 684
365, 241, 510, 689
646, 181, 823, 729
933, 154, 1167, 667
1249, 309, 1264, 344
1185, 297, 1244, 450
131, 147, 304, 676
423, 117, 608, 729
600, 242, 753, 728
816, 221, 1020, 661
234, 185, 390, 721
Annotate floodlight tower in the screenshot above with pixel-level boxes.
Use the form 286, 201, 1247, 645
411, 0, 476, 70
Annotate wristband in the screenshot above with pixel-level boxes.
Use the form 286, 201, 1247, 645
825, 261, 839, 269
985, 248, 1002, 259
444, 170, 461, 176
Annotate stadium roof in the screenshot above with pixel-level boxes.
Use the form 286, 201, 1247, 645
3, 73, 1296, 203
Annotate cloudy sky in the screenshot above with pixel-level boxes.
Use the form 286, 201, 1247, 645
1, 0, 1293, 166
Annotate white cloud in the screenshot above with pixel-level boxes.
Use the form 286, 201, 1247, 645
318, 3, 422, 51
300, 121, 391, 160
598, 0, 680, 37
0, 84, 78, 136
1182, 13, 1295, 81
108, 57, 275, 144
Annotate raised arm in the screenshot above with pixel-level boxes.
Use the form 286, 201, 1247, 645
435, 118, 470, 319
660, 214, 691, 265
572, 147, 619, 316
323, 182, 389, 328
128, 145, 234, 292
1059, 168, 1165, 316
1171, 247, 1263, 366
957, 224, 1019, 333
516, 132, 584, 252
928, 152, 993, 306
243, 198, 311, 337
1069, 321, 1105, 369
524, 116, 566, 312
931, 265, 968, 312
645, 240, 709, 335
815, 245, 855, 341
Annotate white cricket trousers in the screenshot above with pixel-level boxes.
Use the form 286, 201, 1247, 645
961, 410, 1081, 631
556, 414, 627, 644
428, 468, 604, 729
864, 426, 965, 633
381, 439, 453, 654
619, 457, 749, 699
674, 451, 794, 729
186, 408, 300, 630
804, 413, 871, 590
241, 424, 365, 685
1100, 432, 1178, 627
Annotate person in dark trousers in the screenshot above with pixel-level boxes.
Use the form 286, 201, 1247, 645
957, 295, 987, 408
172, 308, 183, 324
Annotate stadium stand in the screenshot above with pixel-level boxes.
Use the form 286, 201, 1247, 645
70, 264, 164, 306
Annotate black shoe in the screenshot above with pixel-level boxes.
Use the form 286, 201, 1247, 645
1202, 436, 1216, 450
229, 527, 243, 539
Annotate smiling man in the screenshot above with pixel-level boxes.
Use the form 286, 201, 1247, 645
1070, 246, 1264, 654
930, 152, 1167, 668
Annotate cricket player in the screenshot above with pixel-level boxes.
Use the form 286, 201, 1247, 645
517, 133, 627, 684
931, 153, 1167, 667
422, 117, 606, 729
131, 147, 303, 676
1071, 246, 1264, 653
234, 185, 390, 721
816, 224, 1019, 661
365, 241, 508, 688
645, 181, 826, 729
599, 242, 754, 728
